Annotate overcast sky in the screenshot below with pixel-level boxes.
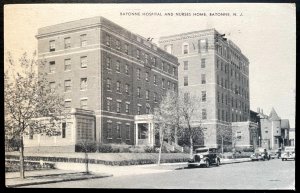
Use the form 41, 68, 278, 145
4, 3, 296, 128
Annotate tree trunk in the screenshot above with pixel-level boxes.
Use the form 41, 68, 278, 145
221, 136, 224, 154
189, 135, 193, 159
19, 135, 25, 179
157, 131, 164, 166
174, 126, 178, 145
85, 151, 89, 174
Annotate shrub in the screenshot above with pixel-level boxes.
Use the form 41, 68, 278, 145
97, 144, 113, 153
144, 146, 156, 153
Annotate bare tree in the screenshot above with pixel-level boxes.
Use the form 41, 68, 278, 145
153, 90, 178, 165
177, 91, 206, 158
4, 52, 65, 179
216, 125, 232, 154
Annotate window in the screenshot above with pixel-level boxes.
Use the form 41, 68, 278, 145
183, 44, 189, 54
137, 69, 141, 80
164, 44, 173, 54
145, 72, 149, 81
80, 34, 87, 47
80, 78, 87, 90
162, 78, 165, 89
125, 103, 130, 113
116, 81, 121, 92
167, 64, 170, 73
222, 110, 224, 121
64, 80, 72, 92
183, 61, 188, 70
106, 78, 111, 90
106, 34, 111, 47
49, 40, 55, 52
146, 104, 150, 114
173, 83, 176, 92
124, 44, 129, 55
64, 100, 71, 110
201, 74, 206, 84
49, 82, 55, 92
221, 93, 224, 104
137, 87, 141, 98
106, 99, 111, 111
221, 62, 223, 71
153, 57, 157, 67
64, 59, 71, 71
218, 109, 220, 120
136, 49, 140, 59
172, 67, 176, 76
80, 99, 88, 109
217, 91, 220, 103
137, 105, 141, 115
146, 90, 149, 100
202, 91, 206, 102
64, 37, 71, 49
49, 61, 55, 73
184, 76, 188, 86
201, 58, 206, 68
116, 61, 121, 72
145, 54, 149, 65
126, 125, 130, 139
106, 57, 111, 69
217, 75, 219, 85
122, 64, 128, 76
154, 75, 157, 85
200, 39, 208, 52
81, 56, 88, 68
117, 101, 121, 113
116, 39, 121, 50
167, 81, 171, 89
116, 124, 121, 138
107, 122, 112, 139
62, 122, 66, 138
154, 92, 158, 102
265, 130, 268, 134
125, 84, 129, 94
202, 109, 207, 120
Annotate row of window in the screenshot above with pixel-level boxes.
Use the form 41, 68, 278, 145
164, 39, 209, 55
49, 34, 87, 52
183, 74, 206, 86
183, 59, 206, 70
217, 109, 248, 122
106, 78, 176, 94
52, 78, 88, 93
216, 75, 249, 99
106, 98, 152, 115
217, 91, 249, 112
106, 122, 131, 140
105, 56, 176, 76
64, 99, 88, 110
105, 36, 177, 75
48, 56, 88, 73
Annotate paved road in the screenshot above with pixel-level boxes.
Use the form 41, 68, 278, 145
25, 159, 295, 189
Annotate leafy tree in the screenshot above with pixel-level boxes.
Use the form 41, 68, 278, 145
4, 52, 65, 179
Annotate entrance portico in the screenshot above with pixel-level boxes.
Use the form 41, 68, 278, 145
134, 115, 155, 146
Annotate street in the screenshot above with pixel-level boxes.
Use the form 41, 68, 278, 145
25, 159, 294, 189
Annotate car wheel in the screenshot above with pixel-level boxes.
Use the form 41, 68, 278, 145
205, 160, 210, 168
282, 158, 284, 161
216, 159, 220, 166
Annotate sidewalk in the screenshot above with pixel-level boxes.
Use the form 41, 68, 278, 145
6, 157, 251, 187
5, 169, 112, 188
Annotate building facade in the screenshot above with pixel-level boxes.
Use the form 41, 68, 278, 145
28, 16, 179, 150
159, 29, 250, 147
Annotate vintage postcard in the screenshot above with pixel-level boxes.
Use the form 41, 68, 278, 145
4, 3, 295, 189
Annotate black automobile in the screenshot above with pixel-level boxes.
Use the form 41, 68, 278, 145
187, 147, 221, 168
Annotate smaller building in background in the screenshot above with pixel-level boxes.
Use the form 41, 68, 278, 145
232, 121, 259, 150
259, 107, 290, 150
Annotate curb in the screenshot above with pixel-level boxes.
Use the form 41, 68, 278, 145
6, 173, 113, 188
220, 159, 252, 165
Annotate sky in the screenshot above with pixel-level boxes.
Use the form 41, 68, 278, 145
4, 3, 296, 128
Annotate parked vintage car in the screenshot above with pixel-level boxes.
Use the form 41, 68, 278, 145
187, 147, 221, 168
269, 149, 280, 159
250, 147, 270, 161
281, 146, 295, 161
